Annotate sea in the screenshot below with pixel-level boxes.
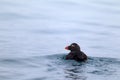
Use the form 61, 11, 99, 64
0, 0, 120, 80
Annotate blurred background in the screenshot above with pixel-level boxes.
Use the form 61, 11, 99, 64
0, 0, 120, 58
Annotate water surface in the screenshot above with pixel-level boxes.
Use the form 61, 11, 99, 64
0, 0, 120, 80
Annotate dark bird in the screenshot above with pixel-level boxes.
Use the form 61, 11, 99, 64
65, 43, 87, 61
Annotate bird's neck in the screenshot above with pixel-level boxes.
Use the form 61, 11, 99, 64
71, 50, 80, 52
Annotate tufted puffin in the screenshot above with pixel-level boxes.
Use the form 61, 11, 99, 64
65, 43, 87, 61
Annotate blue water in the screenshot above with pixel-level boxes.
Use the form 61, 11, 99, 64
0, 0, 120, 80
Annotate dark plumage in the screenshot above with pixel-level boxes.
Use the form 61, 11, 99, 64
65, 43, 87, 61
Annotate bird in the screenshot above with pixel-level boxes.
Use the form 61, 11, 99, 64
65, 43, 87, 61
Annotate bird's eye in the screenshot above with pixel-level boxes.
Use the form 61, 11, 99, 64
71, 45, 75, 47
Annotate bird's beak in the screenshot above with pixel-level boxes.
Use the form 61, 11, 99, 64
65, 46, 69, 50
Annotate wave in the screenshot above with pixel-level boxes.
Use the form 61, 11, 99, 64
0, 54, 120, 80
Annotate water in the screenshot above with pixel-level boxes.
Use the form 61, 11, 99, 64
0, 0, 120, 80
